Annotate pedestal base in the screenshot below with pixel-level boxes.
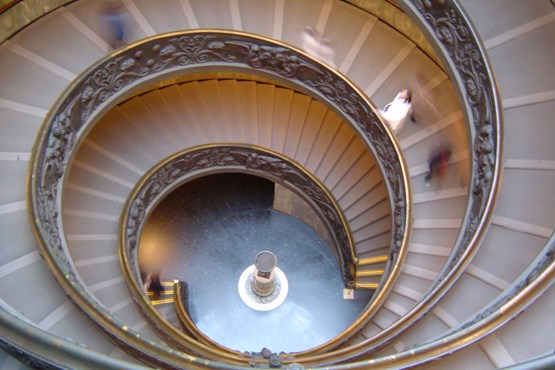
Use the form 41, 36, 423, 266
238, 265, 288, 311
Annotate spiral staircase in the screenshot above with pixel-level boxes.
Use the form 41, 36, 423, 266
0, 0, 554, 369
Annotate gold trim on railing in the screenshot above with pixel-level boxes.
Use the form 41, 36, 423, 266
118, 226, 259, 366
356, 255, 389, 266
146, 291, 173, 297
118, 143, 366, 361
121, 142, 357, 282
173, 281, 230, 349
289, 0, 503, 365
119, 143, 368, 355
151, 298, 174, 306
354, 282, 380, 290
344, 0, 443, 67
342, 241, 555, 369
355, 269, 384, 278
28, 28, 408, 367
0, 0, 21, 14
15, 0, 542, 367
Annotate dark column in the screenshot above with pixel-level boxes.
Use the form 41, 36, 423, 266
252, 251, 277, 297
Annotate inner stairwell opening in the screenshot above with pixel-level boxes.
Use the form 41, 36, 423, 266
138, 172, 372, 352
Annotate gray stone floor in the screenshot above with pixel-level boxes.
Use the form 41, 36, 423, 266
140, 174, 371, 353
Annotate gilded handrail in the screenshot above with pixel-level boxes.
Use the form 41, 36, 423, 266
0, 0, 73, 42
321, 236, 555, 369
355, 269, 384, 278
121, 145, 358, 289
173, 280, 226, 348
291, 0, 504, 364
0, 0, 21, 14
28, 30, 409, 367
16, 0, 535, 369
356, 255, 389, 266
119, 144, 365, 362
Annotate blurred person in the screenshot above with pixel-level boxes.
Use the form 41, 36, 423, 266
379, 89, 413, 134
144, 271, 164, 300
101, 1, 128, 49
425, 143, 452, 187
301, 26, 337, 68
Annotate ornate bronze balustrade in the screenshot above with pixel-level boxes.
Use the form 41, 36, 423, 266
122, 145, 357, 287
119, 144, 384, 363
10, 0, 551, 369
28, 29, 409, 367
292, 0, 505, 364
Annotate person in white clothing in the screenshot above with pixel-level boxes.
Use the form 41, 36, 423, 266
379, 89, 413, 134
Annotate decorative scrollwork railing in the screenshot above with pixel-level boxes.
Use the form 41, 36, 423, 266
290, 0, 505, 365
119, 144, 369, 359
5, 0, 553, 368
122, 145, 356, 287
16, 0, 553, 369
28, 30, 409, 367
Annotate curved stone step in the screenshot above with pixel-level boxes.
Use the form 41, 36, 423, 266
0, 0, 553, 368
60, 76, 391, 357
338, 2, 555, 365
384, 1, 555, 364
0, 0, 460, 359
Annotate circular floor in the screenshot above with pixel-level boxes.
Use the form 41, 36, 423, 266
172, 209, 371, 353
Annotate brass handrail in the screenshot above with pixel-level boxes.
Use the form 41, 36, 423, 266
291, 0, 504, 364
0, 304, 153, 370
28, 29, 409, 367
121, 144, 359, 290
0, 0, 73, 42
354, 282, 379, 290
119, 143, 365, 363
173, 280, 227, 348
323, 236, 555, 369
356, 255, 389, 266
355, 269, 384, 278
0, 0, 21, 14
14, 0, 524, 369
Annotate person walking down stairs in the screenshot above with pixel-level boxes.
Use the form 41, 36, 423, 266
379, 89, 414, 135
425, 143, 452, 187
